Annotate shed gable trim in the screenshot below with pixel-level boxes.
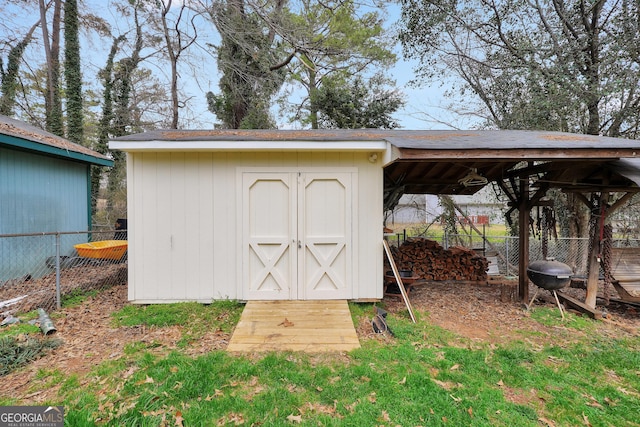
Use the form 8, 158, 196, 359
109, 139, 388, 152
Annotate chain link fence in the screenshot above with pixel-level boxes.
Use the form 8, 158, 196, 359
387, 229, 640, 277
1, 229, 127, 317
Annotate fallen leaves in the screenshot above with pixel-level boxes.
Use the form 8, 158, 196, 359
285, 401, 343, 424
216, 412, 245, 425
538, 416, 557, 427
174, 410, 184, 427
433, 379, 462, 391
286, 414, 302, 423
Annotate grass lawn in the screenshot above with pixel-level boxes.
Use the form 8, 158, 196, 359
1, 293, 639, 426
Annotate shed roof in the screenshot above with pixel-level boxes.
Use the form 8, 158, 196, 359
0, 115, 113, 167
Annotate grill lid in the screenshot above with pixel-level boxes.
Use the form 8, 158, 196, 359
527, 259, 573, 278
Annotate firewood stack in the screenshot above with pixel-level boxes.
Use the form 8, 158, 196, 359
389, 238, 489, 281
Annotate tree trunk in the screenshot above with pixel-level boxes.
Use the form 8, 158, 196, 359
308, 67, 319, 129
40, 0, 63, 136
161, 0, 179, 129
64, 0, 84, 144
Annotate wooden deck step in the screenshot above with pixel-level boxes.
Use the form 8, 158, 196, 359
227, 300, 361, 353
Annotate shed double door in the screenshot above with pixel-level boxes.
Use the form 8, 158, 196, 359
242, 171, 353, 300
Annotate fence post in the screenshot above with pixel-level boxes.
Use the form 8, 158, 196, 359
505, 237, 510, 276
55, 232, 61, 310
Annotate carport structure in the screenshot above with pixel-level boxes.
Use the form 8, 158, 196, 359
382, 129, 640, 308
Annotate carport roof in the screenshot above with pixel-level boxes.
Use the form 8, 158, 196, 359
381, 130, 640, 196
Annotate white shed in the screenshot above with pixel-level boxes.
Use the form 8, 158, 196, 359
109, 130, 388, 302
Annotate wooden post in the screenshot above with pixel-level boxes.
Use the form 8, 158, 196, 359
585, 192, 609, 308
518, 178, 530, 302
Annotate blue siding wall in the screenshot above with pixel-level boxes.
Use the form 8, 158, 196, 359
1, 147, 90, 280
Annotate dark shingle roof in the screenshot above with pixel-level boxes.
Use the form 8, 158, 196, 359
0, 115, 112, 166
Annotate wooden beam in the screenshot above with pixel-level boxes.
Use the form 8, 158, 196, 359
556, 291, 598, 319
497, 180, 518, 205
608, 192, 635, 213
573, 192, 592, 208
562, 186, 640, 193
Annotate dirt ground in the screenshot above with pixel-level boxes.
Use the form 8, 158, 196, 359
377, 279, 640, 343
2, 280, 639, 404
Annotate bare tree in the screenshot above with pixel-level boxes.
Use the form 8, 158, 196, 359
399, 0, 640, 138
155, 0, 199, 129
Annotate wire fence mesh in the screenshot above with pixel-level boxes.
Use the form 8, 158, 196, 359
386, 230, 640, 278
3, 227, 640, 318
1, 229, 127, 317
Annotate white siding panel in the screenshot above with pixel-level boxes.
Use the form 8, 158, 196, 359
140, 152, 159, 300
127, 153, 138, 301
155, 152, 174, 299
134, 152, 159, 300
170, 153, 187, 299
212, 153, 237, 299
183, 153, 201, 299
195, 153, 215, 298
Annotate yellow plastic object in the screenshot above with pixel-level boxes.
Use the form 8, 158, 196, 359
74, 240, 128, 260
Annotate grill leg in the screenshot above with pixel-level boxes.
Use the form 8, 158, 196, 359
552, 290, 566, 321
526, 288, 540, 311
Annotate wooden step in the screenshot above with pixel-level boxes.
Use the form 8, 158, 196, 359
227, 300, 360, 353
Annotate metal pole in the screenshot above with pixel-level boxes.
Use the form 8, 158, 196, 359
55, 233, 61, 310
483, 224, 486, 254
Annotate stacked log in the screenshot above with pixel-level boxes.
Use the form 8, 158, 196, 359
389, 238, 489, 281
